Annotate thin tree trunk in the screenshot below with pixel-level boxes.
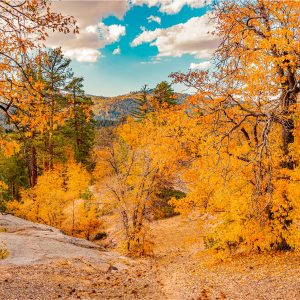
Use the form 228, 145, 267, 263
31, 146, 38, 186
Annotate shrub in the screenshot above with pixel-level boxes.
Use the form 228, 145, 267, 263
0, 243, 9, 259
154, 189, 186, 219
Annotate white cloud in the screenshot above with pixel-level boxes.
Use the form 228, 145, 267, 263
130, 0, 210, 14
147, 15, 161, 24
141, 56, 162, 64
131, 29, 162, 46
190, 61, 211, 70
131, 14, 219, 59
51, 1, 127, 28
47, 1, 127, 62
98, 23, 126, 43
46, 1, 213, 63
64, 48, 102, 63
47, 22, 126, 63
113, 46, 121, 55
85, 25, 98, 34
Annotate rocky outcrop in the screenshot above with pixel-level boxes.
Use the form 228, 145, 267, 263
0, 213, 121, 266
0, 214, 163, 300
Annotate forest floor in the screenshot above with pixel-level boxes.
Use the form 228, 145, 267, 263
150, 216, 300, 300
0, 213, 300, 299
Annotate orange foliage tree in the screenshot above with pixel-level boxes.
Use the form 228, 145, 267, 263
8, 158, 102, 239
171, 0, 300, 255
0, 1, 77, 155
93, 107, 193, 253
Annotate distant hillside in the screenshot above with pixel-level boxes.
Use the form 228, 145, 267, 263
90, 92, 188, 126
90, 92, 143, 126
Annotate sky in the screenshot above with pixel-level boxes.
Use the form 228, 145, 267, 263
48, 0, 218, 96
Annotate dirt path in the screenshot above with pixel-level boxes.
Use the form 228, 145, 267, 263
150, 216, 205, 299
149, 216, 300, 300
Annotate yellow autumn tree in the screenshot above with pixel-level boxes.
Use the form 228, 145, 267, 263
171, 0, 300, 255
0, 1, 77, 158
7, 158, 103, 238
94, 106, 194, 254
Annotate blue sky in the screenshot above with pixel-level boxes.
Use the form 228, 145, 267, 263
49, 1, 217, 96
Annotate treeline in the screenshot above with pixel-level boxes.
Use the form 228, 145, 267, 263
1, 48, 95, 203
0, 46, 101, 238
94, 81, 181, 127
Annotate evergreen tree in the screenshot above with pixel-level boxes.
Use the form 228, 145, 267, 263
64, 77, 95, 168
40, 48, 73, 170
153, 81, 177, 106
131, 85, 152, 120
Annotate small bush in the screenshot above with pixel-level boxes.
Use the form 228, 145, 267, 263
128, 238, 155, 257
94, 232, 107, 240
0, 199, 7, 213
80, 189, 93, 200
154, 189, 186, 219
0, 243, 9, 259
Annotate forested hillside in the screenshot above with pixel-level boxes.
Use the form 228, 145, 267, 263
0, 0, 300, 299
92, 88, 187, 126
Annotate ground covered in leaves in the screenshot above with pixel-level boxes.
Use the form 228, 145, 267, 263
1, 252, 300, 300
150, 216, 300, 300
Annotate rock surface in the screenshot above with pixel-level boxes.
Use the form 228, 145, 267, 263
0, 213, 111, 265
0, 213, 164, 299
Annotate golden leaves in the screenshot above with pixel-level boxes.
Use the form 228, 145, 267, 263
169, 0, 300, 257
0, 140, 20, 157
7, 159, 92, 235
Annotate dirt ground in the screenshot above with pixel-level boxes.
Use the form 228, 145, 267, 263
0, 258, 164, 300
1, 214, 300, 300
150, 216, 300, 300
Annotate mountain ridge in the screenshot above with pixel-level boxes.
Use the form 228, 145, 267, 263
90, 91, 189, 125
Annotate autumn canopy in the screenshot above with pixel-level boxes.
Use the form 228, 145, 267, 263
0, 0, 300, 258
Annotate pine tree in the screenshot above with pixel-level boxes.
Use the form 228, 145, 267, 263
65, 77, 95, 167
153, 81, 177, 107
130, 85, 152, 120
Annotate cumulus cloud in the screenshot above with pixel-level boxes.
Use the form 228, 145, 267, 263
147, 15, 161, 24
130, 0, 210, 14
131, 14, 219, 59
46, 1, 214, 63
47, 1, 127, 62
64, 48, 102, 63
189, 61, 211, 70
98, 23, 126, 43
113, 46, 121, 55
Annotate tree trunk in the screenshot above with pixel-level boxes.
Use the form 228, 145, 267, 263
281, 84, 298, 170
30, 146, 38, 186
27, 143, 38, 187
